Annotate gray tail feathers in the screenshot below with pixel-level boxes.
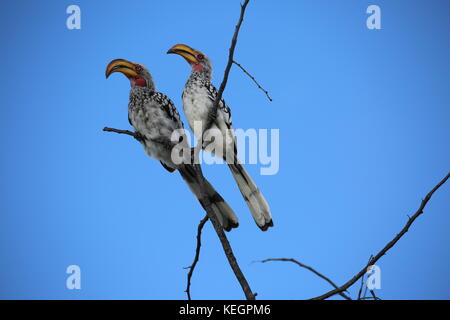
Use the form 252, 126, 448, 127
228, 163, 273, 231
179, 165, 239, 232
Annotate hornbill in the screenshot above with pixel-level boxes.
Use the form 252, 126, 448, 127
105, 59, 238, 231
167, 44, 273, 231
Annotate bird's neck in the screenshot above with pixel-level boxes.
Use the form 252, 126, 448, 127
130, 86, 154, 101
131, 81, 154, 92
189, 70, 211, 83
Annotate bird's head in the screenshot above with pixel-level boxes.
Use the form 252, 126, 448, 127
105, 59, 155, 90
167, 44, 212, 77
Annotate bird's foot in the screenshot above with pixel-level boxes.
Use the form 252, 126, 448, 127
134, 132, 145, 142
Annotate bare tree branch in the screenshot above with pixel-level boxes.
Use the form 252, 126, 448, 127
103, 127, 143, 142
206, 0, 250, 131
357, 255, 373, 300
258, 258, 351, 300
357, 273, 365, 300
312, 172, 450, 300
193, 164, 257, 300
233, 60, 272, 102
359, 296, 378, 300
184, 215, 208, 300
104, 126, 257, 300
369, 290, 381, 300
362, 276, 369, 299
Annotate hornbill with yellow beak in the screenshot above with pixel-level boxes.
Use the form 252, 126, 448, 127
167, 44, 273, 231
105, 59, 238, 231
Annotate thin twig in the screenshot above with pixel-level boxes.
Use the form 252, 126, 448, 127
370, 290, 381, 300
357, 273, 365, 300
103, 127, 142, 141
184, 215, 209, 300
357, 255, 373, 300
233, 60, 272, 101
312, 172, 450, 300
259, 258, 351, 300
206, 0, 250, 131
359, 296, 378, 300
362, 275, 369, 299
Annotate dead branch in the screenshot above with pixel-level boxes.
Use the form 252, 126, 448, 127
357, 273, 365, 300
193, 164, 257, 300
233, 60, 272, 101
103, 127, 143, 141
104, 126, 257, 300
311, 172, 450, 300
184, 215, 208, 300
259, 258, 351, 300
206, 0, 250, 131
369, 290, 381, 300
357, 255, 373, 300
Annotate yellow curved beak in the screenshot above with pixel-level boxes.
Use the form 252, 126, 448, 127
105, 59, 138, 78
167, 44, 199, 64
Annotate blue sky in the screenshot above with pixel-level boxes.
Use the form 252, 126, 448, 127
0, 0, 449, 299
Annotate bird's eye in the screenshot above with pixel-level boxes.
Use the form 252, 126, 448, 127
197, 54, 204, 60
135, 65, 143, 73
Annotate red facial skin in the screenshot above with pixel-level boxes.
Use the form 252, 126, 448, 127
132, 77, 147, 87
192, 63, 203, 72
128, 64, 147, 87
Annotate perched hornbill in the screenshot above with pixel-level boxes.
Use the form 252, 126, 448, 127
167, 44, 273, 231
105, 59, 238, 231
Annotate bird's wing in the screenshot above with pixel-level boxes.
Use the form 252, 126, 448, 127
203, 80, 233, 130
151, 92, 184, 130
152, 93, 185, 173
203, 80, 237, 159
129, 90, 189, 171
131, 91, 184, 147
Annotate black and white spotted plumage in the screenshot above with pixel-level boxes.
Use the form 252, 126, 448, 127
179, 51, 273, 231
128, 86, 185, 171
183, 72, 237, 161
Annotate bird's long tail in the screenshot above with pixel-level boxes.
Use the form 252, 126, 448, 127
178, 165, 239, 231
228, 162, 273, 231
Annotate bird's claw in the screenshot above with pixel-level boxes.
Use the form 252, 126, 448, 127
134, 132, 145, 142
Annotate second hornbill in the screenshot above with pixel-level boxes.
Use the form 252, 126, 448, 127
167, 44, 273, 231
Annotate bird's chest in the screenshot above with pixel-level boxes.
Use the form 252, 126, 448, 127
182, 86, 211, 131
128, 100, 167, 140
128, 104, 168, 160
129, 102, 151, 131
